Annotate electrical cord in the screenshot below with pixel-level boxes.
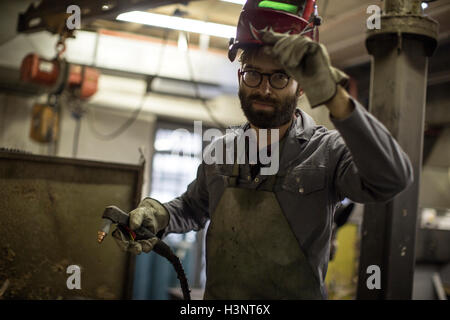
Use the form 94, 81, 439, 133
184, 32, 228, 130
86, 94, 146, 140
87, 29, 170, 140
88, 10, 228, 138
72, 114, 81, 157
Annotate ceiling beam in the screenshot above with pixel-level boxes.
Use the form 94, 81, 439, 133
17, 0, 201, 35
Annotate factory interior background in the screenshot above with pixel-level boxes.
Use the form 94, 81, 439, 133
0, 0, 449, 300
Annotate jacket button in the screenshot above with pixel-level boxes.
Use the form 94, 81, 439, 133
299, 187, 304, 193
254, 177, 259, 183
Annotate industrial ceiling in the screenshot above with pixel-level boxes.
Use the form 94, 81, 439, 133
84, 0, 450, 67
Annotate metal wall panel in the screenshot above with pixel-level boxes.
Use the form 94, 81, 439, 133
0, 151, 143, 299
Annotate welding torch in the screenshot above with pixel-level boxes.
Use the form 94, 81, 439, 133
98, 205, 191, 300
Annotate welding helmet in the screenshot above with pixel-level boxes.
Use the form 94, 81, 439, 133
228, 0, 321, 61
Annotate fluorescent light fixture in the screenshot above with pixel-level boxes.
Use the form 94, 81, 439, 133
117, 11, 236, 39
221, 0, 246, 4
421, 2, 428, 9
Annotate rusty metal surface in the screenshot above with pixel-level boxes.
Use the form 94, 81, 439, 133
357, 0, 439, 300
0, 151, 143, 299
366, 0, 439, 57
384, 0, 423, 15
367, 15, 439, 57
358, 36, 429, 300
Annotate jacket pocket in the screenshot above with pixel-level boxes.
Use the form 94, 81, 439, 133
282, 166, 326, 195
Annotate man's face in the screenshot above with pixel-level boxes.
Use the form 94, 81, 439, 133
238, 47, 300, 129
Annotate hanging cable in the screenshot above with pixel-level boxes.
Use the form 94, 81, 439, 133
72, 113, 81, 157
60, 89, 87, 156
87, 29, 171, 140
184, 32, 228, 130
87, 93, 146, 140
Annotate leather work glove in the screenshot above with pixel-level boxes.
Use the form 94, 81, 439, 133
261, 30, 349, 108
112, 197, 169, 255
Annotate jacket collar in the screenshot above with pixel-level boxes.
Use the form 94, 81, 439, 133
280, 108, 317, 171
290, 108, 317, 142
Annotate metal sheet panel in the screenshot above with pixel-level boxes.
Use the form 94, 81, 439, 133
0, 151, 143, 299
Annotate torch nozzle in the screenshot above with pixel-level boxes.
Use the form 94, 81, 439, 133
97, 217, 113, 244
97, 231, 107, 243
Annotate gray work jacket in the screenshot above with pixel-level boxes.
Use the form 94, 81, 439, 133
162, 98, 413, 292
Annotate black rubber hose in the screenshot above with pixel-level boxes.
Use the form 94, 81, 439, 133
101, 206, 191, 300
153, 241, 191, 300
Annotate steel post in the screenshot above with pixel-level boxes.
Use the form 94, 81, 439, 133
356, 0, 438, 299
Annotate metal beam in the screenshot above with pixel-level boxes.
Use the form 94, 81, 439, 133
17, 0, 199, 35
356, 0, 438, 299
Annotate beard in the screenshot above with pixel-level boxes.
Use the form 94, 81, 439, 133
238, 88, 299, 129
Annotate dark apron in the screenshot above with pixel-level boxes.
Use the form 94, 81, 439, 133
203, 155, 323, 299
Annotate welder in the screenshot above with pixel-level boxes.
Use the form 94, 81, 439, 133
111, 0, 413, 299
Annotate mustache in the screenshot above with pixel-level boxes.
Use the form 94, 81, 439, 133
246, 94, 279, 106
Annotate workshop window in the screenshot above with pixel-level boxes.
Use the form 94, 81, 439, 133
150, 126, 202, 244
150, 127, 202, 203
133, 122, 207, 300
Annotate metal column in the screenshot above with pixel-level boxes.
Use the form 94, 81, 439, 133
356, 0, 438, 299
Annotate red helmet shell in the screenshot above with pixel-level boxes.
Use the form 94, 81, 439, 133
229, 0, 319, 61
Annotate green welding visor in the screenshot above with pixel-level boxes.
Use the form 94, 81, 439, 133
258, 0, 302, 15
